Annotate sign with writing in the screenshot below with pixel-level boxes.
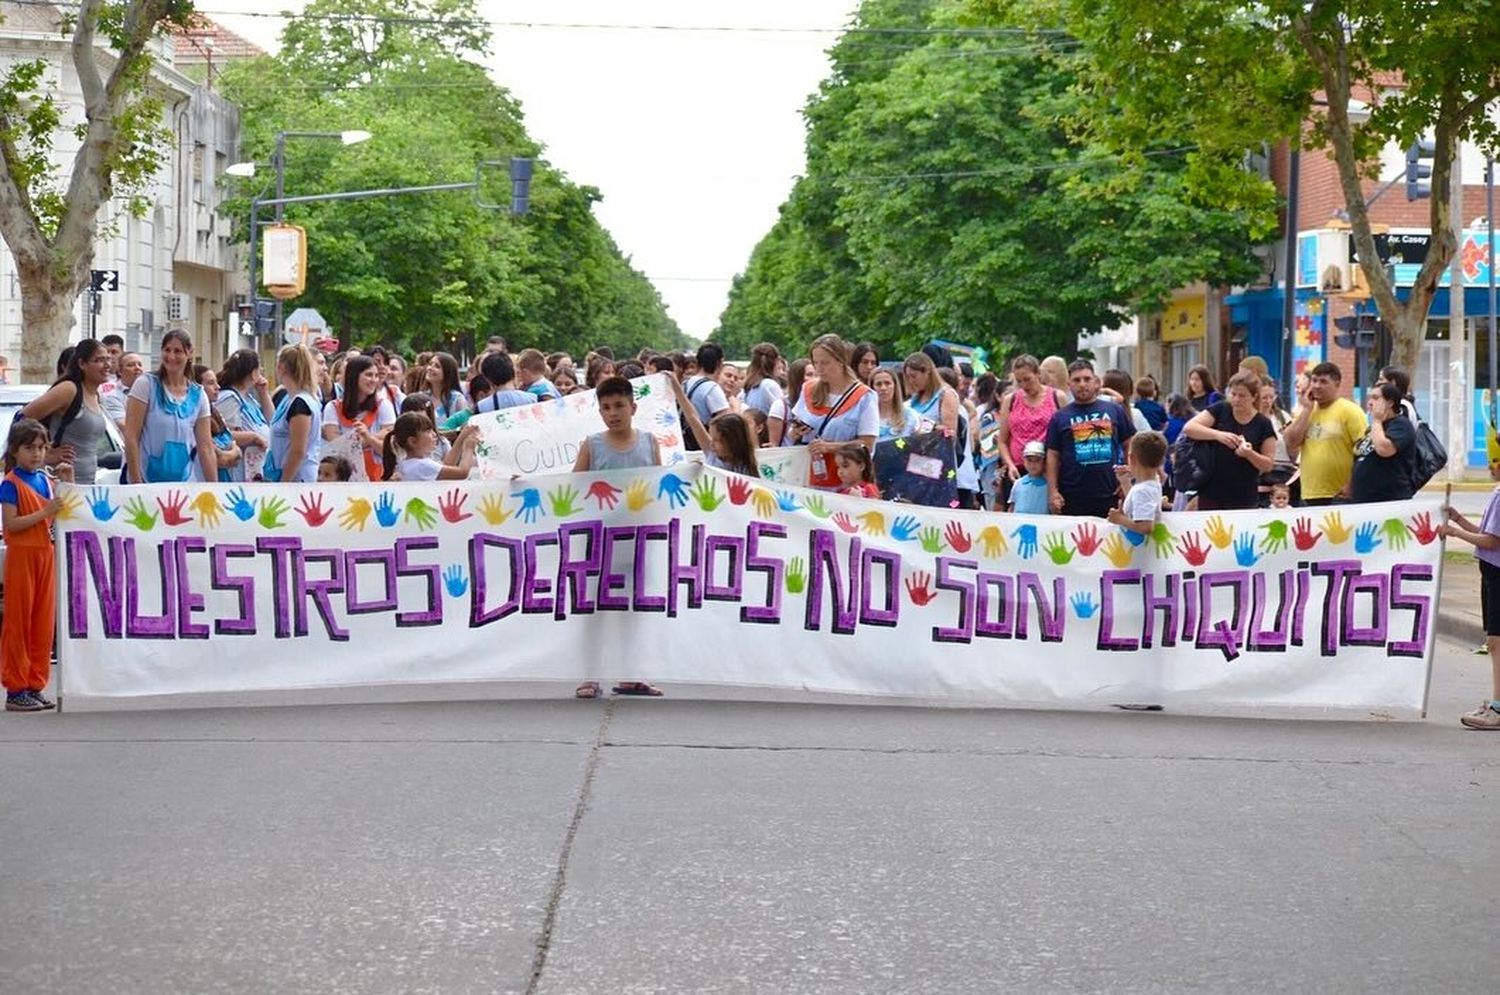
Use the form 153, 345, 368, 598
58, 469, 1439, 716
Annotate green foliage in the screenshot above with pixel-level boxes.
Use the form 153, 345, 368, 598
715, 0, 1263, 362
221, 0, 685, 356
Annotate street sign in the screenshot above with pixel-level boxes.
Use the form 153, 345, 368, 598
90, 269, 119, 292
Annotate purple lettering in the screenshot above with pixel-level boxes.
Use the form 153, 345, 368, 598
742, 522, 785, 624
395, 537, 443, 626
172, 537, 210, 640
704, 534, 746, 602
1098, 570, 1142, 651
860, 548, 901, 627
469, 532, 522, 625
210, 543, 257, 636
934, 557, 977, 644
1388, 564, 1434, 657
296, 548, 350, 641
124, 538, 176, 639
556, 521, 604, 620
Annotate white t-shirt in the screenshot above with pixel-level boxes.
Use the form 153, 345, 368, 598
744, 379, 785, 417
322, 397, 396, 435
684, 375, 729, 423
396, 456, 442, 482
1121, 478, 1163, 523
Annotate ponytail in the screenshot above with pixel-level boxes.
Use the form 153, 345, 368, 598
382, 432, 399, 481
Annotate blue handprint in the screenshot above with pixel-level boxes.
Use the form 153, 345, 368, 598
775, 490, 801, 513
1070, 592, 1098, 619
1011, 524, 1039, 559
87, 487, 119, 522
1122, 527, 1147, 548
1354, 521, 1382, 554
375, 492, 399, 528
517, 487, 544, 524
891, 515, 920, 542
1233, 532, 1262, 567
658, 473, 689, 509
225, 487, 255, 522
443, 565, 469, 598
654, 408, 678, 428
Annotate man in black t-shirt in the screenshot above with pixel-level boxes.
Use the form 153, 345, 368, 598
1045, 360, 1136, 517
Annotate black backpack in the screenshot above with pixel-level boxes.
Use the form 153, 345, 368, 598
680, 377, 709, 451
1170, 432, 1215, 493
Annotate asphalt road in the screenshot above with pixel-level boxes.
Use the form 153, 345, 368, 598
1, 640, 1497, 995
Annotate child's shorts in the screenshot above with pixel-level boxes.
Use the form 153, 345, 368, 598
1481, 561, 1500, 637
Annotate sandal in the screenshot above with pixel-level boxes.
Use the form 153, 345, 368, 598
574, 681, 602, 699
611, 681, 664, 697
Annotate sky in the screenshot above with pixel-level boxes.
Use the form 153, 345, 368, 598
198, 0, 859, 340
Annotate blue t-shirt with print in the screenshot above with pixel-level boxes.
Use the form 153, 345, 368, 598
1044, 399, 1135, 502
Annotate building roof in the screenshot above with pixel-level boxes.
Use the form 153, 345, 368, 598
170, 16, 265, 63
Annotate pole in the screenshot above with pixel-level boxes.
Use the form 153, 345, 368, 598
247, 198, 260, 344
273, 132, 286, 335
1448, 149, 1467, 482
1282, 148, 1300, 406
1487, 155, 1496, 431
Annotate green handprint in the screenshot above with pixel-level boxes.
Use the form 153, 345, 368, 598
1043, 532, 1075, 565
1260, 519, 1290, 554
786, 556, 807, 594
123, 496, 158, 532
405, 498, 437, 530
549, 485, 581, 517
803, 495, 832, 519
690, 477, 724, 512
1381, 517, 1409, 551
258, 496, 290, 529
634, 383, 652, 399
918, 526, 946, 554
1150, 522, 1176, 558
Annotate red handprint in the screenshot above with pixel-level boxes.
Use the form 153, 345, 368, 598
296, 493, 332, 527
833, 512, 859, 534
157, 490, 193, 526
944, 521, 973, 553
726, 476, 753, 506
440, 488, 472, 523
1292, 517, 1322, 551
905, 571, 937, 606
658, 431, 680, 448
588, 480, 622, 510
1072, 522, 1101, 556
1178, 531, 1210, 567
1408, 512, 1440, 546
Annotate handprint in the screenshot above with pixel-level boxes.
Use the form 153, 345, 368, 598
857, 511, 886, 536
517, 488, 544, 523
55, 490, 82, 521
691, 477, 725, 512
785, 556, 807, 595
1381, 517, 1409, 551
1178, 531, 1210, 567
944, 521, 973, 553
634, 382, 652, 399
88, 487, 119, 522
832, 512, 859, 534
1408, 511, 1440, 546
918, 526, 946, 554
297, 493, 332, 527
775, 490, 801, 513
258, 496, 290, 530
549, 484, 581, 517
190, 491, 221, 529
1070, 592, 1098, 619
375, 492, 400, 528
1292, 516, 1321, 551
1122, 527, 1147, 548
1012, 524, 1039, 559
891, 515, 921, 542
1043, 532, 1075, 565
1322, 511, 1352, 545
658, 473, 690, 509
905, 571, 937, 606
157, 490, 193, 527
443, 565, 469, 598
654, 407, 678, 428
626, 479, 652, 512
123, 496, 158, 532
405, 498, 438, 530
1354, 521, 1382, 554
225, 487, 255, 522
1233, 532, 1261, 567
477, 494, 511, 526
1149, 522, 1175, 558
1102, 532, 1133, 568
750, 487, 777, 518
978, 524, 1007, 558
588, 480, 622, 510
1205, 515, 1234, 550
339, 497, 373, 532
439, 488, 472, 523
1259, 519, 1289, 554
803, 494, 831, 519
726, 476, 752, 506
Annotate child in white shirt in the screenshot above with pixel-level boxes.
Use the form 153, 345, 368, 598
1108, 431, 1167, 536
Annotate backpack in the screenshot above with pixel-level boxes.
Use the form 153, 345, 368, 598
1169, 432, 1215, 493
1410, 417, 1447, 490
680, 377, 709, 451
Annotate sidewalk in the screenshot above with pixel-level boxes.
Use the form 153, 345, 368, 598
1439, 554, 1486, 647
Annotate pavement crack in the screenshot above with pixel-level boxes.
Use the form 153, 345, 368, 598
527, 701, 613, 995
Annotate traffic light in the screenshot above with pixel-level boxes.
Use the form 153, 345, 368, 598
510, 157, 533, 217
1405, 139, 1435, 201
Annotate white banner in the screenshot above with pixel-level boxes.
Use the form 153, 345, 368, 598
57, 469, 1441, 715
469, 373, 687, 477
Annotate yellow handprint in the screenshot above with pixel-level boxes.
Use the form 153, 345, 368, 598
338, 496, 373, 532
477, 494, 512, 526
751, 487, 777, 518
857, 510, 886, 536
55, 490, 82, 521
1101, 533, 1133, 568
191, 491, 222, 529
626, 479, 651, 512
1205, 515, 1234, 550
1322, 511, 1352, 545
978, 524, 1007, 557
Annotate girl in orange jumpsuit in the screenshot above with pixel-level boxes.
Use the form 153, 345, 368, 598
2, 418, 70, 712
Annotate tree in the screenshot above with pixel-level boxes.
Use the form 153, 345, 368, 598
0, 0, 195, 382
999, 0, 1500, 371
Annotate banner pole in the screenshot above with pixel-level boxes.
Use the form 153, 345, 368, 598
1422, 483, 1454, 718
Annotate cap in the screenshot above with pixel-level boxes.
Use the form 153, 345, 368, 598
1023, 440, 1046, 459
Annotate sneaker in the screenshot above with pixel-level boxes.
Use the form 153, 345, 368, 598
1459, 702, 1500, 730
1474, 644, 1490, 656
5, 692, 42, 713
29, 691, 55, 710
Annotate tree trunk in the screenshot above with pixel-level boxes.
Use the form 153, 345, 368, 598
1385, 307, 1425, 375
17, 259, 81, 383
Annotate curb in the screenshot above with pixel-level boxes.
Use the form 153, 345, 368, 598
1438, 610, 1486, 649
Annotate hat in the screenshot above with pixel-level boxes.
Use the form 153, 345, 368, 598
1023, 440, 1046, 459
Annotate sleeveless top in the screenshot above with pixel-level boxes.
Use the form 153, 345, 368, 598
587, 430, 657, 471
433, 389, 467, 421
217, 386, 271, 483
133, 374, 207, 483
266, 391, 323, 483
1006, 388, 1060, 466
2, 469, 52, 548
791, 380, 877, 490
55, 398, 105, 485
